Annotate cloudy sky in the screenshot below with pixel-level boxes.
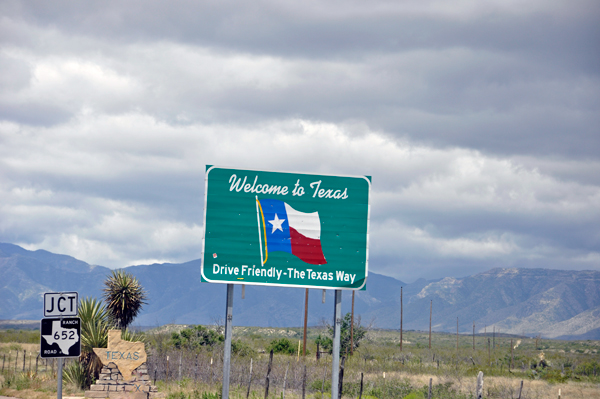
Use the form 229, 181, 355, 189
1, 0, 599, 282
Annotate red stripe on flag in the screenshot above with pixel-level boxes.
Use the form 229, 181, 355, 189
289, 227, 327, 265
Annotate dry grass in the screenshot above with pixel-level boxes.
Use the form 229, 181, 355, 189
363, 371, 600, 399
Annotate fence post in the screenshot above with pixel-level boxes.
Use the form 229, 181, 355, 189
302, 365, 306, 399
247, 358, 253, 399
517, 380, 523, 399
476, 371, 484, 399
428, 378, 432, 399
338, 356, 346, 399
178, 351, 182, 381
282, 361, 289, 399
15, 349, 18, 371
2, 354, 5, 372
23, 350, 26, 372
264, 350, 273, 399
359, 372, 364, 399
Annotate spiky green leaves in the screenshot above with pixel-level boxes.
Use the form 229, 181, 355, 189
103, 269, 148, 331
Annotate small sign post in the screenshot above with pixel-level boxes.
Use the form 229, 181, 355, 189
41, 291, 80, 399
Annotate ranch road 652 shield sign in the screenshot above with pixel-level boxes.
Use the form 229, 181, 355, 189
201, 166, 371, 289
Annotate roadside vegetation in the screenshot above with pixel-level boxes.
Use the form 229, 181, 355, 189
1, 323, 600, 398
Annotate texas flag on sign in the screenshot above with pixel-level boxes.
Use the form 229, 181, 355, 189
257, 199, 327, 265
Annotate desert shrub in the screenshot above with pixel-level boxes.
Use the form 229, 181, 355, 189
232, 339, 255, 357
315, 334, 333, 354
539, 368, 569, 383
267, 338, 296, 355
575, 360, 599, 376
310, 378, 331, 392
171, 325, 224, 350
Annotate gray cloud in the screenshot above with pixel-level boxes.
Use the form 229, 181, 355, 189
0, 0, 598, 282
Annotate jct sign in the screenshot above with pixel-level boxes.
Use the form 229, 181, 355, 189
201, 166, 371, 289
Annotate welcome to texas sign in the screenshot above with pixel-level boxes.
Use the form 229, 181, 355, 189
201, 166, 371, 289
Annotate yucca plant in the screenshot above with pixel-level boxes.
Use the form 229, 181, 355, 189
78, 297, 110, 387
103, 269, 148, 331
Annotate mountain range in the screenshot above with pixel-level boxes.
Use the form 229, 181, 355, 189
1, 243, 599, 340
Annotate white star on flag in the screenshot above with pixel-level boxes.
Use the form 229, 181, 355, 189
268, 214, 286, 233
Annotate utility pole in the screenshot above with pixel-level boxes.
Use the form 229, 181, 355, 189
303, 289, 309, 357
400, 287, 403, 352
429, 300, 432, 350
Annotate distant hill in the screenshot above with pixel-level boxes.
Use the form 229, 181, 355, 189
1, 243, 599, 339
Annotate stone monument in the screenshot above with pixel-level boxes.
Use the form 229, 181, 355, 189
85, 330, 162, 399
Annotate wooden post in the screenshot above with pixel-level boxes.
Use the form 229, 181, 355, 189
350, 290, 355, 355
487, 338, 491, 367
282, 362, 289, 399
359, 372, 364, 399
178, 351, 182, 380
23, 350, 26, 372
400, 286, 403, 352
476, 371, 484, 399
428, 378, 432, 399
338, 356, 346, 399
429, 300, 432, 350
264, 350, 273, 399
303, 288, 309, 357
517, 380, 523, 399
15, 349, 18, 371
456, 318, 459, 365
473, 322, 475, 350
246, 358, 253, 399
302, 365, 307, 399
2, 354, 5, 371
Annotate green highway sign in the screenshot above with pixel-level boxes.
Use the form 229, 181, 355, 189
201, 166, 371, 289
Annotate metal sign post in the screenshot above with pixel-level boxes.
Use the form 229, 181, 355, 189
331, 289, 342, 399
222, 284, 234, 399
57, 357, 63, 399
